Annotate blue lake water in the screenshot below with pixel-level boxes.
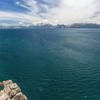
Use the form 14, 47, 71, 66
0, 28, 100, 100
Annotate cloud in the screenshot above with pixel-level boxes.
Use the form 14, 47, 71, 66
0, 0, 100, 25
0, 11, 48, 25
16, 1, 20, 5
16, 0, 40, 15
42, 0, 100, 24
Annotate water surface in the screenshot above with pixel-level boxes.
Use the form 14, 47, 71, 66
0, 28, 100, 100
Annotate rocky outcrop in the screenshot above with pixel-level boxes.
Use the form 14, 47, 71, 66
0, 80, 28, 100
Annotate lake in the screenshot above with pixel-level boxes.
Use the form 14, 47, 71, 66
0, 28, 100, 100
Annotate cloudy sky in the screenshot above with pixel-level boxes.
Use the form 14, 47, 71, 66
0, 0, 100, 25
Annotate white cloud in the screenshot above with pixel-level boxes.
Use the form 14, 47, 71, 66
43, 0, 100, 24
0, 0, 100, 25
16, 1, 20, 5
0, 11, 48, 25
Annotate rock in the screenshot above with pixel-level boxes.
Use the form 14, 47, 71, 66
0, 80, 28, 100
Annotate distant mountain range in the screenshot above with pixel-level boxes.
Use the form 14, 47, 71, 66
69, 23, 100, 28
0, 23, 100, 29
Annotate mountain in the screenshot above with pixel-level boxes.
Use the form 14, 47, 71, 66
0, 23, 100, 29
69, 23, 100, 28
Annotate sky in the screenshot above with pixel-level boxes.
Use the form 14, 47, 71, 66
0, 0, 100, 25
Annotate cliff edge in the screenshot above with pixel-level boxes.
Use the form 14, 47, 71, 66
0, 80, 28, 100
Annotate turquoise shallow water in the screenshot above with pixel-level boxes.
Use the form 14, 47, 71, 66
0, 28, 100, 100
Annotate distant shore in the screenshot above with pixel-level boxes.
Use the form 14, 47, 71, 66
0, 23, 100, 29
